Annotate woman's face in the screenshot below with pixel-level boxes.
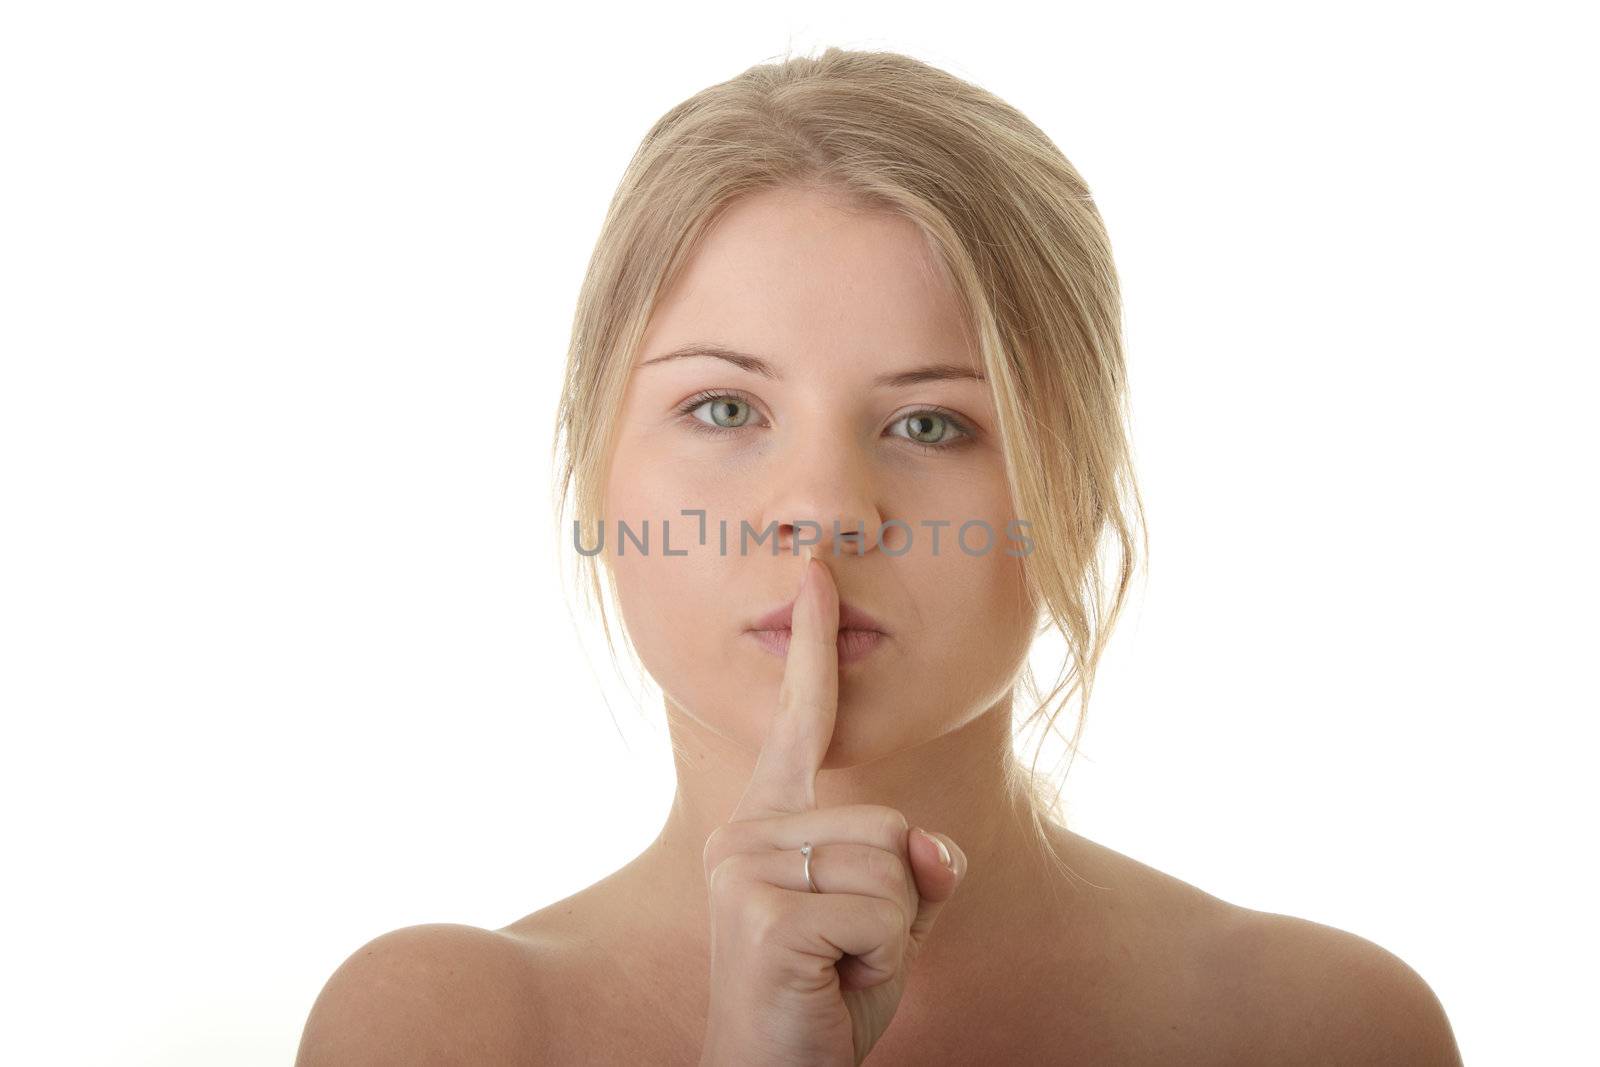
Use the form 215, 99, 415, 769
602, 184, 1036, 767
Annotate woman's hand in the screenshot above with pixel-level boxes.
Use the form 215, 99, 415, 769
699, 551, 968, 1066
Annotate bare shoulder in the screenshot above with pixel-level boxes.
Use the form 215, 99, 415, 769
294, 922, 550, 1067
1195, 905, 1463, 1065
1052, 832, 1462, 1065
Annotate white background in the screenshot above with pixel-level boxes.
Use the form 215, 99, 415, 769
3, 2, 1594, 1063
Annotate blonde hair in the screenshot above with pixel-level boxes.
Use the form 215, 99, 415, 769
550, 46, 1148, 886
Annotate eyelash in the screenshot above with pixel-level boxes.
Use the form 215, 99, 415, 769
673, 389, 977, 454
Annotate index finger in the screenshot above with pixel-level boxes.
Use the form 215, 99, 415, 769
730, 547, 840, 821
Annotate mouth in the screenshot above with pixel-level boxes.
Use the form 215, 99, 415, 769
746, 626, 888, 665
747, 596, 890, 635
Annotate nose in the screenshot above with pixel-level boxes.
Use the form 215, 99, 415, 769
760, 433, 885, 558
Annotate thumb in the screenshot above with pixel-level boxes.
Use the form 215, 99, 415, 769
904, 827, 966, 956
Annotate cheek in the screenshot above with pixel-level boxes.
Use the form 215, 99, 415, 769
911, 537, 1032, 671
603, 439, 751, 721
611, 554, 711, 684
886, 492, 1035, 700
605, 427, 748, 539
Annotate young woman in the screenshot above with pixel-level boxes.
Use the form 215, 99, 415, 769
297, 47, 1461, 1065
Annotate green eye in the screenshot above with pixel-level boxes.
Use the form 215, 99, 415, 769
695, 396, 752, 428
675, 390, 975, 453
675, 390, 763, 434
901, 412, 952, 445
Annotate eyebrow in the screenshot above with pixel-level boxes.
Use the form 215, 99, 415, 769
639, 342, 987, 387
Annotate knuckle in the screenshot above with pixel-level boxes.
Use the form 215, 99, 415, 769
706, 858, 730, 903
873, 896, 908, 950
740, 884, 788, 947
702, 824, 734, 882
875, 807, 910, 848
706, 852, 746, 905
864, 846, 905, 899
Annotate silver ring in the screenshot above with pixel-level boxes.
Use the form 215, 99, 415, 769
800, 841, 819, 893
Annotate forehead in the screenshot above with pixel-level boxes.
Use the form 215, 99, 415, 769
636, 186, 977, 377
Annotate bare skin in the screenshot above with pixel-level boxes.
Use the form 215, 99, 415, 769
531, 180, 1090, 1053
295, 183, 1463, 1066
492, 184, 1458, 1063
502, 802, 1239, 1064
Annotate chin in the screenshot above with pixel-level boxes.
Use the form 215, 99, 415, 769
811, 705, 929, 770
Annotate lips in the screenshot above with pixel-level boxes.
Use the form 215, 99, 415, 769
747, 625, 887, 665
747, 596, 888, 635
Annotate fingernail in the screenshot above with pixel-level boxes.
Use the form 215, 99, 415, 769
917, 828, 952, 869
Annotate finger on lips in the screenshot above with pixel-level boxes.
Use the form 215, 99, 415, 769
732, 545, 840, 823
